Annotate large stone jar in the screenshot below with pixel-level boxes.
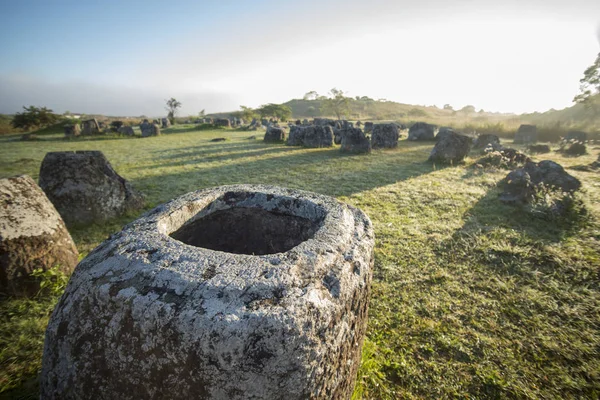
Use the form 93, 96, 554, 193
41, 184, 374, 399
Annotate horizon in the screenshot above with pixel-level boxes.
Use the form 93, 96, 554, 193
1, 0, 599, 117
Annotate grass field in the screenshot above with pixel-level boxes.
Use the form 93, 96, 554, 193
1, 125, 599, 399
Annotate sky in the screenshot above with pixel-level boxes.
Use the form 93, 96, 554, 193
0, 0, 599, 116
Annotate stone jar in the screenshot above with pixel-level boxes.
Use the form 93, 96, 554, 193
41, 184, 374, 400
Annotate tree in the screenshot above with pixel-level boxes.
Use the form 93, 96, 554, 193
257, 103, 292, 121
198, 109, 205, 118
321, 88, 351, 120
11, 106, 60, 131
165, 98, 182, 122
239, 106, 258, 121
573, 52, 600, 110
443, 104, 454, 111
303, 91, 319, 101
460, 105, 476, 114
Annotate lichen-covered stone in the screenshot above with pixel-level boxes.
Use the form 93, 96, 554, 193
287, 125, 307, 146
303, 125, 334, 148
161, 118, 171, 128
429, 131, 472, 164
41, 184, 374, 400
473, 134, 500, 149
528, 144, 551, 154
117, 126, 135, 136
140, 121, 160, 137
0, 175, 78, 296
565, 131, 587, 142
513, 124, 537, 144
215, 118, 231, 128
340, 128, 371, 154
371, 124, 399, 148
499, 160, 581, 204
64, 124, 81, 138
408, 122, 436, 141
263, 126, 286, 142
38, 151, 144, 226
81, 119, 100, 135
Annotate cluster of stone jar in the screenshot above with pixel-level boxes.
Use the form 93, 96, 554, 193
1, 150, 375, 399
63, 117, 173, 138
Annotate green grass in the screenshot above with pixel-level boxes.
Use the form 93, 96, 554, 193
1, 125, 599, 399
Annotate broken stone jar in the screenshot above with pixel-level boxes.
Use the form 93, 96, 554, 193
41, 184, 374, 400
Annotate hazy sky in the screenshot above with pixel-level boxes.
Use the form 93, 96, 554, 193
1, 0, 599, 116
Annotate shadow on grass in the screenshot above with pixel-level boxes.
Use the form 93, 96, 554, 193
131, 145, 442, 201
445, 183, 588, 246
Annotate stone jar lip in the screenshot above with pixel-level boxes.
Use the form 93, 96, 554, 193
112, 184, 366, 280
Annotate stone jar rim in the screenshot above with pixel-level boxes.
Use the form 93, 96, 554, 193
107, 184, 361, 282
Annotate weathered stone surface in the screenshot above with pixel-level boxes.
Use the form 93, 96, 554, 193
499, 160, 581, 204
435, 127, 456, 142
340, 128, 371, 154
161, 118, 171, 128
38, 151, 144, 226
0, 175, 78, 296
565, 131, 587, 142
528, 144, 551, 154
563, 142, 587, 156
429, 131, 472, 164
303, 125, 334, 148
264, 126, 286, 142
302, 119, 309, 125
215, 118, 231, 128
408, 122, 436, 141
140, 121, 160, 137
371, 124, 399, 148
64, 124, 81, 137
117, 126, 135, 136
287, 125, 307, 146
110, 121, 124, 132
41, 185, 374, 400
363, 122, 373, 134
475, 146, 531, 169
81, 119, 100, 135
473, 134, 500, 149
513, 124, 537, 144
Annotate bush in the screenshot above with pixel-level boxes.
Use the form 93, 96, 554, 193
11, 106, 60, 131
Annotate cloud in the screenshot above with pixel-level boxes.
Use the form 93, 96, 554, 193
0, 74, 239, 116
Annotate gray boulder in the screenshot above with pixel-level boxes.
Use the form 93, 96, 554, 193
528, 144, 551, 154
303, 125, 334, 148
39, 151, 144, 226
340, 128, 371, 154
264, 126, 286, 142
473, 134, 500, 149
514, 124, 537, 144
0, 175, 78, 297
371, 124, 399, 148
287, 125, 307, 146
41, 184, 374, 400
118, 126, 135, 136
81, 119, 100, 135
161, 118, 171, 128
429, 131, 473, 164
563, 142, 587, 156
435, 127, 456, 142
499, 160, 581, 204
565, 131, 587, 142
140, 121, 160, 137
363, 122, 373, 134
215, 118, 231, 128
64, 124, 81, 138
408, 122, 436, 141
